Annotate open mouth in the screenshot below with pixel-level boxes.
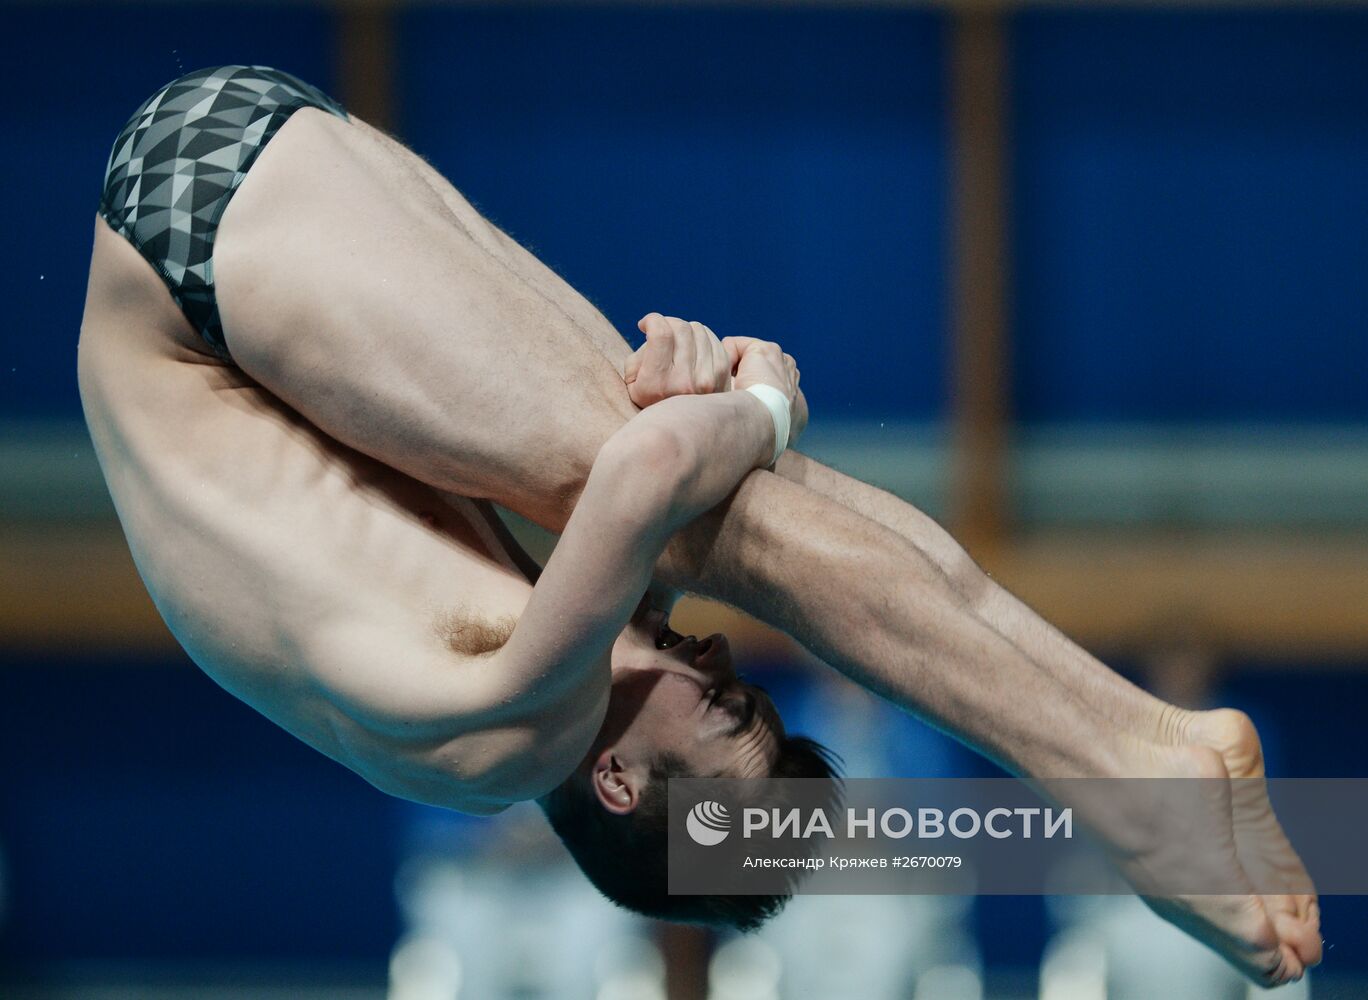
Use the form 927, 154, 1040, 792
654, 618, 689, 650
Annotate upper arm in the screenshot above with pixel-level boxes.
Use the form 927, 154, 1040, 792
494, 394, 771, 705
303, 613, 500, 741
463, 397, 772, 801
300, 614, 582, 806
286, 423, 690, 806
489, 422, 689, 713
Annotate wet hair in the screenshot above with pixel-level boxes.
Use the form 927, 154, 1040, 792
540, 735, 842, 931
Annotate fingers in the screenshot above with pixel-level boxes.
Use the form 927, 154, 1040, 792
722, 335, 786, 363
624, 344, 646, 385
636, 314, 677, 372
691, 321, 730, 393
637, 312, 673, 350
632, 319, 801, 409
723, 336, 796, 398
791, 385, 810, 443
627, 313, 679, 406
666, 316, 699, 394
638, 313, 696, 395
721, 335, 762, 372
708, 328, 732, 392
687, 322, 711, 393
635, 313, 734, 400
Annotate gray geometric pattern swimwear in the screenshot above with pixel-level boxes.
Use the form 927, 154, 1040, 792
99, 66, 347, 360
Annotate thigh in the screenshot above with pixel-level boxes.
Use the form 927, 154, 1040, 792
214, 110, 636, 527
388, 128, 636, 370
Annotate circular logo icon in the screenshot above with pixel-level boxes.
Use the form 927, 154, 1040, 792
686, 800, 732, 846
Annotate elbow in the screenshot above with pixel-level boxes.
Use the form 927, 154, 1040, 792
948, 547, 994, 612
593, 417, 703, 524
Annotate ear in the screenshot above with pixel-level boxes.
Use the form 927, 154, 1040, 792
590, 748, 641, 815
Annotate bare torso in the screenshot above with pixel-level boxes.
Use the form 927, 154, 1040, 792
78, 218, 542, 812
76, 92, 1321, 980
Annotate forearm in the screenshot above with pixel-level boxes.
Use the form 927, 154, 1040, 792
640, 393, 777, 527
773, 451, 1173, 742
497, 392, 774, 707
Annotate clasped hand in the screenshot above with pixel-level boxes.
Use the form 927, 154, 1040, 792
624, 312, 808, 442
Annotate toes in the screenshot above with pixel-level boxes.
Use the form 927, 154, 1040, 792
1230, 897, 1290, 988
1274, 942, 1306, 986
1266, 893, 1322, 968
1272, 905, 1323, 968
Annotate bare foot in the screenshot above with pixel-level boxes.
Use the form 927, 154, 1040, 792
1095, 737, 1305, 988
1174, 707, 1324, 975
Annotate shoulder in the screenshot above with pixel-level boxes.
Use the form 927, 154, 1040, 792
303, 616, 605, 805
434, 701, 605, 806
353, 714, 598, 813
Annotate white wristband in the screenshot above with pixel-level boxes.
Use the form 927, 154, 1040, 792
744, 383, 792, 468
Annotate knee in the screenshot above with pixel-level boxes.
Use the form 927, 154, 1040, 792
945, 545, 993, 610
497, 406, 631, 533
506, 447, 596, 534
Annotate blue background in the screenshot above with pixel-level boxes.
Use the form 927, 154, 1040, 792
3, 6, 1365, 424
2, 1, 1365, 984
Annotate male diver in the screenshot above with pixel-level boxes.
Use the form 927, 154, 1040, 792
79, 66, 1318, 984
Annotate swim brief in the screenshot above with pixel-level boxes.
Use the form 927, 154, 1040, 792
98, 65, 347, 360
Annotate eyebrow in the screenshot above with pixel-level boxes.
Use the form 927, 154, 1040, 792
728, 684, 783, 740
726, 689, 758, 738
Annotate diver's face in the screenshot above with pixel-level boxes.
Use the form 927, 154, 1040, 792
605, 606, 783, 781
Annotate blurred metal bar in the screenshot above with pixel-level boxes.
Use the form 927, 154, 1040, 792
0, 525, 179, 656
28, 1, 1368, 8
336, 0, 397, 133
22, 1, 1368, 9
947, 5, 1010, 556
11, 422, 1368, 529
658, 923, 711, 1000
8, 519, 1368, 662
982, 532, 1368, 661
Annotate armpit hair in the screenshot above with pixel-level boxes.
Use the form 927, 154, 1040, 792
435, 608, 516, 657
